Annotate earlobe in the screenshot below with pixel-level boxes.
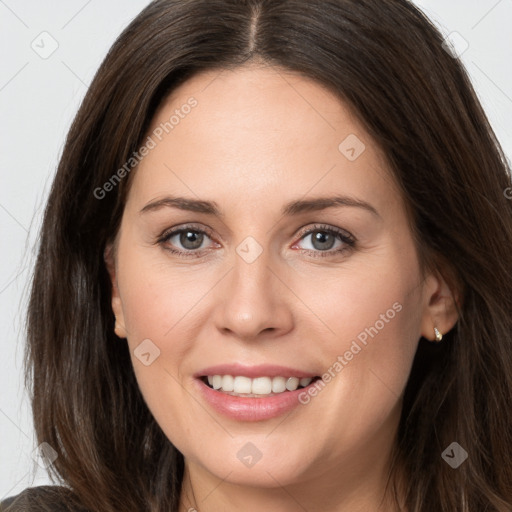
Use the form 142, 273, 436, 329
420, 270, 459, 342
112, 296, 128, 339
104, 242, 128, 339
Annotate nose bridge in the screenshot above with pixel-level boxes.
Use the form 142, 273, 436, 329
232, 243, 272, 306
213, 237, 293, 339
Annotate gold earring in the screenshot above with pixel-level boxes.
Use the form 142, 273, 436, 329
433, 327, 443, 342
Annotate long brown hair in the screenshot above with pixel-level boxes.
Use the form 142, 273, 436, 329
25, 1, 512, 510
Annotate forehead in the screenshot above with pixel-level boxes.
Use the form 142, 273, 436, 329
128, 64, 399, 217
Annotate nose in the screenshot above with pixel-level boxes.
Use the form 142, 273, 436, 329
212, 248, 295, 342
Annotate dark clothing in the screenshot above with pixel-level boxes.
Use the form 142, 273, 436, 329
1, 486, 88, 511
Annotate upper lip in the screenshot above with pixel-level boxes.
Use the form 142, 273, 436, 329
194, 364, 319, 379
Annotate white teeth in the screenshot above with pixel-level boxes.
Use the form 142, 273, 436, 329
233, 376, 252, 394
272, 376, 287, 393
212, 375, 222, 390
300, 377, 313, 387
204, 374, 316, 395
222, 375, 234, 391
251, 377, 272, 395
285, 377, 300, 391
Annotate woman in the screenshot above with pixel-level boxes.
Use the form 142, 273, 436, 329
2, 0, 511, 510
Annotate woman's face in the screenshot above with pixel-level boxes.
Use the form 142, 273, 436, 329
108, 64, 451, 498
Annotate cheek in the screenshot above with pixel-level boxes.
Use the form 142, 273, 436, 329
114, 249, 203, 392
295, 252, 422, 358
296, 251, 423, 407
118, 251, 215, 341
116, 262, 204, 447
281, 266, 422, 470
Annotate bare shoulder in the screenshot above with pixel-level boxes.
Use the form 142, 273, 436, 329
1, 485, 89, 511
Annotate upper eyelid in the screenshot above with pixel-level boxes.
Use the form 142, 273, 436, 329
160, 223, 213, 238
296, 223, 354, 241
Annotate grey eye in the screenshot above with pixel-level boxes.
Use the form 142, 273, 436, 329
308, 230, 337, 251
176, 230, 205, 250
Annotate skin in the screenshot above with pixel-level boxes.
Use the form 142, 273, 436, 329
106, 62, 458, 512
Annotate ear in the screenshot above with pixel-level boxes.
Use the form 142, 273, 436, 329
104, 242, 127, 339
420, 268, 460, 341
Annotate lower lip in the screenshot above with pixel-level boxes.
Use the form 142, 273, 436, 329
195, 378, 317, 422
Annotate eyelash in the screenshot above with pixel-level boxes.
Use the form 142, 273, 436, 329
156, 223, 356, 259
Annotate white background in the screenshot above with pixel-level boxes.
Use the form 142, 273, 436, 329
1, 0, 511, 500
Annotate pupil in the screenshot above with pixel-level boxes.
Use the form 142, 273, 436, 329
180, 231, 203, 250
313, 231, 335, 250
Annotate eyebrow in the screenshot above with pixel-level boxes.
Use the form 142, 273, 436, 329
140, 195, 380, 218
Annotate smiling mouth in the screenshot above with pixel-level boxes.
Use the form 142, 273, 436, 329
200, 375, 322, 397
